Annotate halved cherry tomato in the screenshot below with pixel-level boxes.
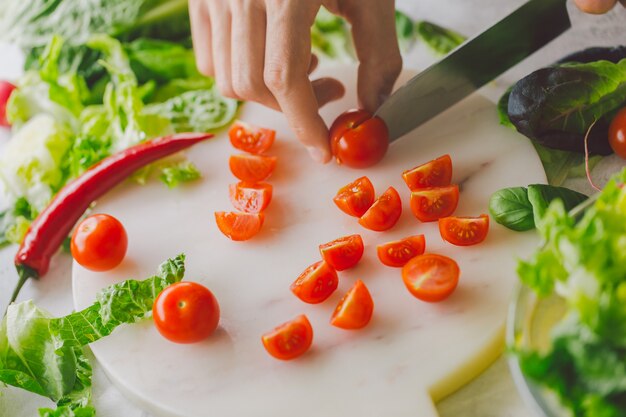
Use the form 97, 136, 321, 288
410, 185, 459, 222
402, 254, 460, 302
0, 81, 16, 127
291, 260, 338, 304
377, 235, 426, 268
609, 107, 626, 159
358, 186, 402, 232
333, 176, 376, 217
229, 120, 275, 154
229, 182, 273, 213
319, 234, 364, 271
262, 315, 313, 360
215, 212, 264, 241
402, 155, 452, 190
330, 279, 374, 330
153, 282, 220, 344
439, 214, 489, 246
71, 213, 128, 272
329, 109, 389, 168
229, 154, 277, 183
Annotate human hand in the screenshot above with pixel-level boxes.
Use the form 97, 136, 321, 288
189, 0, 402, 163
574, 0, 625, 14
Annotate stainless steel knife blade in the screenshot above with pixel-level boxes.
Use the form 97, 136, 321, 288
377, 0, 570, 141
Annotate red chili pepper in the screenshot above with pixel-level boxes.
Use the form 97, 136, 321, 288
11, 132, 213, 304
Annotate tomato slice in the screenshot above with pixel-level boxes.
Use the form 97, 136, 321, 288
609, 107, 626, 159
439, 214, 489, 246
402, 154, 452, 190
71, 213, 128, 272
319, 234, 364, 271
330, 279, 374, 330
410, 185, 459, 222
358, 186, 402, 232
214, 211, 264, 241
262, 315, 313, 360
229, 154, 277, 183
0, 81, 16, 127
377, 235, 426, 268
291, 260, 338, 304
402, 254, 460, 302
229, 182, 273, 213
153, 282, 220, 344
229, 120, 275, 154
333, 176, 376, 217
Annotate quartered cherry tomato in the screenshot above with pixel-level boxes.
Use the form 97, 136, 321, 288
229, 182, 273, 213
262, 315, 313, 360
439, 215, 489, 246
333, 176, 376, 217
71, 213, 128, 272
229, 154, 277, 183
377, 235, 426, 267
358, 186, 402, 231
153, 282, 220, 344
229, 121, 275, 154
215, 211, 264, 241
319, 234, 364, 271
609, 107, 626, 159
329, 109, 389, 169
330, 280, 374, 330
402, 154, 452, 190
409, 185, 459, 222
291, 260, 338, 304
0, 81, 16, 127
402, 254, 460, 302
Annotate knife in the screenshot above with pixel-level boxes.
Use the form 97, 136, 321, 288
376, 0, 571, 141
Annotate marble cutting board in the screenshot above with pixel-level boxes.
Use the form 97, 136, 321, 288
72, 65, 545, 417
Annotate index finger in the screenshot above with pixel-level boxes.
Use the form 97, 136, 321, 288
263, 2, 332, 163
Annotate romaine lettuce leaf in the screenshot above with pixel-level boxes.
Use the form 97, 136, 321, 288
0, 254, 185, 415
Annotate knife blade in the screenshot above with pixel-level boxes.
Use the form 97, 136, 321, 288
377, 0, 571, 141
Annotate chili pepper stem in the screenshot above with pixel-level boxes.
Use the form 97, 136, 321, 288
7, 265, 37, 310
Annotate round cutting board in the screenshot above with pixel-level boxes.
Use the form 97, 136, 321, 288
73, 65, 545, 417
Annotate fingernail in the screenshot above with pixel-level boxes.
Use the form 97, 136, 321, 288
307, 146, 328, 163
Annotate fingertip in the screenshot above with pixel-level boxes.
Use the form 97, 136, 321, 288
312, 78, 346, 108
307, 145, 332, 164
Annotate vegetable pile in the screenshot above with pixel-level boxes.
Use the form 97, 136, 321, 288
514, 169, 626, 417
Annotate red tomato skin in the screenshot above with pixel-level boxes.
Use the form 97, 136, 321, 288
0, 81, 16, 127
70, 213, 128, 272
229, 182, 273, 213
229, 121, 275, 154
402, 155, 453, 190
377, 235, 426, 268
409, 185, 459, 222
330, 109, 389, 169
153, 282, 220, 344
330, 279, 374, 330
229, 154, 277, 183
333, 176, 376, 217
402, 254, 460, 302
262, 315, 314, 360
439, 215, 490, 246
319, 234, 364, 271
609, 107, 626, 159
358, 186, 402, 232
291, 260, 339, 304
214, 212, 264, 241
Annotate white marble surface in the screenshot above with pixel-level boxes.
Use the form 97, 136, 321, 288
1, 1, 626, 416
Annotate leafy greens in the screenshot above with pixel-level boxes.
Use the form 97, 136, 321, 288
514, 170, 626, 416
0, 254, 186, 417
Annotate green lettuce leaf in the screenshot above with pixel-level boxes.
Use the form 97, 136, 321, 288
0, 255, 185, 415
415, 21, 466, 56
160, 161, 201, 188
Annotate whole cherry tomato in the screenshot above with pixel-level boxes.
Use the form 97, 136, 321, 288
329, 109, 389, 169
0, 81, 16, 127
609, 107, 626, 159
153, 282, 220, 344
71, 213, 128, 271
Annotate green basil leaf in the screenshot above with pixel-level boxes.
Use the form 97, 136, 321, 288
527, 184, 588, 227
415, 21, 466, 56
489, 187, 535, 231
